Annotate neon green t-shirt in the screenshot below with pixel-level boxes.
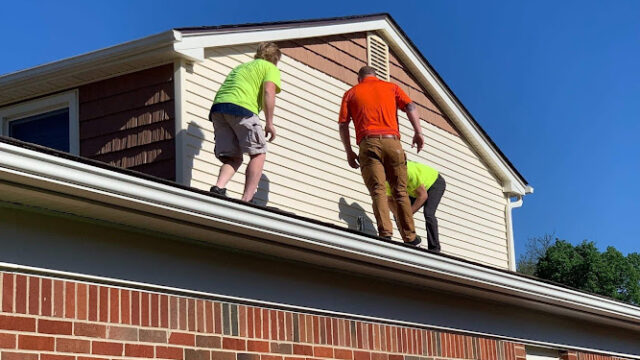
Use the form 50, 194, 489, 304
386, 161, 439, 198
213, 59, 282, 114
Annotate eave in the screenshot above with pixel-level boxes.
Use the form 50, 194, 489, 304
0, 137, 636, 334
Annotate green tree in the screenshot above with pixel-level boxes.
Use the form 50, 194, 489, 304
516, 233, 554, 275
534, 240, 640, 305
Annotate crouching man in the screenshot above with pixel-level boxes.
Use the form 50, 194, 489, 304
387, 161, 446, 252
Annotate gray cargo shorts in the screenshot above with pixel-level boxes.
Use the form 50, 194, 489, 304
211, 112, 267, 159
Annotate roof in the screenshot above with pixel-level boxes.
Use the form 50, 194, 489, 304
0, 135, 637, 336
0, 13, 530, 196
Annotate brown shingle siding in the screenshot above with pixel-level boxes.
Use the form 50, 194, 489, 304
79, 64, 175, 180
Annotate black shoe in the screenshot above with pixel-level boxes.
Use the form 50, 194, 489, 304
381, 236, 393, 241
405, 235, 422, 247
209, 186, 227, 198
428, 247, 441, 254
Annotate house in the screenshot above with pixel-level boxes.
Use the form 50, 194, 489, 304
0, 13, 637, 360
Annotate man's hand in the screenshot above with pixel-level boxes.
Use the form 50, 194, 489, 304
412, 132, 424, 153
404, 102, 424, 153
265, 123, 276, 142
346, 150, 360, 169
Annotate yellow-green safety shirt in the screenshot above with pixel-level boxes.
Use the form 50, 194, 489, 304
213, 59, 281, 114
386, 161, 439, 198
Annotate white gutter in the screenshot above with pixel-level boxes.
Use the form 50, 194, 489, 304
0, 140, 638, 328
505, 194, 524, 271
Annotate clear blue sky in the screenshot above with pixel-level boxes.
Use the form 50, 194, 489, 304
2, 1, 639, 258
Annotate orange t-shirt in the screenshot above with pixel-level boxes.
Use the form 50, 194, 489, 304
338, 76, 412, 144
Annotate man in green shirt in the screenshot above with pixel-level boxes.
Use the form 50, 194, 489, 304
387, 161, 446, 252
209, 42, 282, 203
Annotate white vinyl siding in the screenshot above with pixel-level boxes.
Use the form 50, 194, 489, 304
180, 44, 510, 269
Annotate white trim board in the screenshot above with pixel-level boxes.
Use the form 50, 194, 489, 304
0, 140, 635, 331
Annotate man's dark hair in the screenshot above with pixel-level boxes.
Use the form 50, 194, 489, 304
358, 66, 377, 79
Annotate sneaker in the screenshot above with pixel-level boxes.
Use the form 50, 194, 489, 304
381, 236, 393, 241
209, 186, 227, 198
405, 235, 422, 247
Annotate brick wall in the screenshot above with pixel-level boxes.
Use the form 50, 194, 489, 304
0, 271, 624, 360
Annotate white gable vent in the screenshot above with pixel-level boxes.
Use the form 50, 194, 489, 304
367, 33, 390, 81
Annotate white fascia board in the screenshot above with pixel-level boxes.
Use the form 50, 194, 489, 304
0, 141, 638, 326
377, 20, 528, 195
0, 30, 178, 88
173, 19, 388, 51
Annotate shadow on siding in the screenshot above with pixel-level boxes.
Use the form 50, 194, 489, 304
338, 197, 376, 235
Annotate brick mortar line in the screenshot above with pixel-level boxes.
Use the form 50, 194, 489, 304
3, 272, 621, 360
1, 329, 504, 360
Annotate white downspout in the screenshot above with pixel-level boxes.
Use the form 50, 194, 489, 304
505, 194, 523, 271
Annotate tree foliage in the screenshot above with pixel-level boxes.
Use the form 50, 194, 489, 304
527, 238, 640, 305
516, 233, 554, 276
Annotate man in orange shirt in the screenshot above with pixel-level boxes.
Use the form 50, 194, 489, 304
338, 66, 425, 245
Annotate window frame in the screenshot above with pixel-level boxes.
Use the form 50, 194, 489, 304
0, 90, 79, 154
526, 346, 560, 360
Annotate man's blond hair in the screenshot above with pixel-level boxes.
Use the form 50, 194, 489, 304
255, 42, 281, 65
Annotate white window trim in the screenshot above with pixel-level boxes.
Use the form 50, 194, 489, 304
0, 90, 79, 155
526, 346, 561, 360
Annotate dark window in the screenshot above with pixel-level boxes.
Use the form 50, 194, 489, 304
8, 108, 70, 152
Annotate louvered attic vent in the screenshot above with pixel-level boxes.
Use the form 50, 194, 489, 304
367, 33, 390, 81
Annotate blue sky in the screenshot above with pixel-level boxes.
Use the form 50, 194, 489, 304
2, 1, 639, 258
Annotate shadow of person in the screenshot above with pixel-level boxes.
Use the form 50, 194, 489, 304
179, 123, 206, 187
252, 174, 270, 207
338, 197, 377, 235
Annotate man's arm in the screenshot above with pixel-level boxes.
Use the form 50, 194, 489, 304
411, 185, 428, 214
404, 102, 424, 153
263, 81, 277, 142
339, 122, 359, 169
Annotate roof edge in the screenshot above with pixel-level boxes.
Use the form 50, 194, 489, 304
0, 30, 178, 88
175, 13, 390, 34
0, 138, 635, 329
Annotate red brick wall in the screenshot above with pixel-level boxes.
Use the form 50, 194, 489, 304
0, 271, 624, 360
79, 64, 176, 181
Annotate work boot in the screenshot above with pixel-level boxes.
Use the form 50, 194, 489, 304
209, 186, 227, 198
404, 235, 422, 247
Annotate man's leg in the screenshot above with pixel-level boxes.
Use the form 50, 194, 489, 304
212, 112, 242, 191
242, 153, 266, 202
359, 139, 394, 238
424, 175, 446, 251
215, 156, 243, 189
229, 113, 268, 202
383, 139, 416, 242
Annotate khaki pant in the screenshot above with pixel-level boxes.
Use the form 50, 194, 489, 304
358, 138, 416, 242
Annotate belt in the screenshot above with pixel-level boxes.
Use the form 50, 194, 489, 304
362, 134, 399, 140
